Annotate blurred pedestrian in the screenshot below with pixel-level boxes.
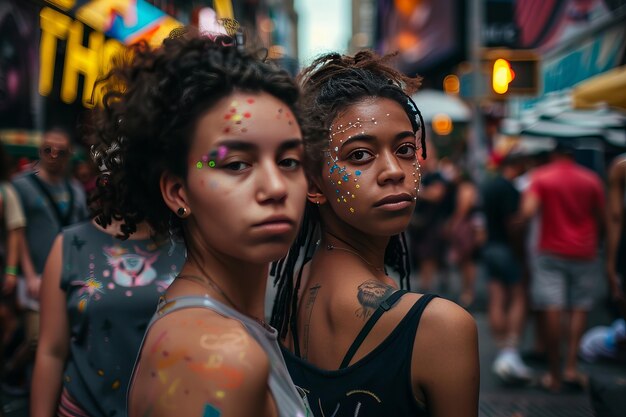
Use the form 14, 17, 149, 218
0, 141, 27, 392
445, 168, 485, 308
482, 153, 532, 383
521, 140, 605, 393
10, 128, 88, 388
409, 143, 449, 292
605, 153, 626, 318
271, 50, 479, 417
91, 33, 310, 417
31, 216, 184, 417
579, 152, 626, 366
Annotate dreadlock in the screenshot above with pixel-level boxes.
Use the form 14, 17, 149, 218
271, 50, 426, 339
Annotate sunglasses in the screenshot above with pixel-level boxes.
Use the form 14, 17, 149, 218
42, 146, 70, 158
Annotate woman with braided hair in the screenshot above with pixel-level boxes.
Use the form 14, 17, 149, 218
271, 51, 479, 417
53, 33, 310, 417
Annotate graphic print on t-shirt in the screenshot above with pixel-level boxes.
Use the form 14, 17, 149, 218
104, 245, 160, 287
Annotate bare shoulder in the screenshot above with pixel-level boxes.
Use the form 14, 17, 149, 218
411, 296, 479, 411
130, 308, 273, 417
413, 296, 478, 368
419, 296, 477, 334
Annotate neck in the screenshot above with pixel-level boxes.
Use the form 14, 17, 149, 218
37, 168, 64, 184
181, 245, 268, 321
320, 222, 389, 273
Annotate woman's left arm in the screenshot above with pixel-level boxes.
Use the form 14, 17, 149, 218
31, 236, 70, 417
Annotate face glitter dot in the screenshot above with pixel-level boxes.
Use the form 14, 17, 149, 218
337, 180, 342, 185
201, 155, 209, 162
208, 161, 216, 168
196, 162, 203, 169
355, 170, 361, 176
356, 184, 360, 189
349, 207, 355, 213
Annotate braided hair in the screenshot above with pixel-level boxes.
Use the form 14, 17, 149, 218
88, 32, 302, 240
271, 50, 427, 338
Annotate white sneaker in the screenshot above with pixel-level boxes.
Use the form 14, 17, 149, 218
492, 349, 533, 383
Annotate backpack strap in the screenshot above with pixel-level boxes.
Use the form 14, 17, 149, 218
27, 173, 75, 229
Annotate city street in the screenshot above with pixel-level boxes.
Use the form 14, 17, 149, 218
433, 265, 625, 417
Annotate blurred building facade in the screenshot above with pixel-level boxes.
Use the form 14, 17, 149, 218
0, 0, 299, 157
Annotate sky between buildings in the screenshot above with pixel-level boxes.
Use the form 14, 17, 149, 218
295, 0, 352, 66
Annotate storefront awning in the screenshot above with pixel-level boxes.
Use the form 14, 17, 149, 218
572, 66, 626, 110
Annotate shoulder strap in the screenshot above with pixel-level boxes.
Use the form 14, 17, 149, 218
27, 173, 75, 228
407, 293, 438, 331
339, 289, 408, 369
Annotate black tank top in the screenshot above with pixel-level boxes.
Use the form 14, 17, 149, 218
282, 292, 437, 417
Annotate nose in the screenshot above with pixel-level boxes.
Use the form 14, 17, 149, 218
256, 160, 288, 204
377, 151, 405, 185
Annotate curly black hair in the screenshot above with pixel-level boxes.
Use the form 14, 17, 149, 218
88, 33, 302, 240
271, 50, 426, 338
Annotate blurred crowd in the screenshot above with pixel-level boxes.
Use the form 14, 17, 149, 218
407, 139, 625, 392
1, 125, 625, 411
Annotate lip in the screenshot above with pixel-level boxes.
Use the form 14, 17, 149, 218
251, 215, 295, 234
373, 193, 414, 210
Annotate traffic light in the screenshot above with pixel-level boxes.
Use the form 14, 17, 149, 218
483, 49, 540, 96
492, 59, 514, 94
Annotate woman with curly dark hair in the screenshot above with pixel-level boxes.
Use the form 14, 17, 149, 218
34, 33, 310, 417
271, 51, 479, 417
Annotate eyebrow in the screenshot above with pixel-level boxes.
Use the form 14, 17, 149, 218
213, 138, 303, 152
339, 131, 415, 150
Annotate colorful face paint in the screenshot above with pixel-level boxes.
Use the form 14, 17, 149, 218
326, 115, 393, 214
320, 98, 419, 237
196, 146, 228, 170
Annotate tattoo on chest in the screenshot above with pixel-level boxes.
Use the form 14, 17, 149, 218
355, 280, 394, 320
302, 284, 321, 360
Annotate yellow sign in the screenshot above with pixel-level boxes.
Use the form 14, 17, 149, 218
39, 6, 125, 107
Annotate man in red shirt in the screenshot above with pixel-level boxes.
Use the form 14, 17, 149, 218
521, 141, 605, 393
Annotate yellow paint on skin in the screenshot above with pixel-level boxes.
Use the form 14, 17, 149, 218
158, 370, 168, 384
168, 378, 181, 395
206, 354, 223, 368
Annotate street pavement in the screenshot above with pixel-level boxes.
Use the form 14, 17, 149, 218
428, 263, 626, 417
